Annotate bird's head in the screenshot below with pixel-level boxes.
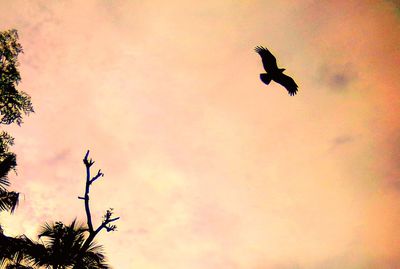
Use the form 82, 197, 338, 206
279, 68, 286, 72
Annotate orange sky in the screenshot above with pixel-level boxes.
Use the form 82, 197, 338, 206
1, 0, 400, 268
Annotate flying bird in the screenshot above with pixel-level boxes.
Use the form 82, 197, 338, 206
255, 46, 298, 96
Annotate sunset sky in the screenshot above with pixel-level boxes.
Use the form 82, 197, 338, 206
1, 0, 400, 268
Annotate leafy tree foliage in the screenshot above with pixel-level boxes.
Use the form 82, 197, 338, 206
0, 29, 33, 215
0, 28, 33, 267
0, 29, 34, 126
0, 29, 33, 214
0, 153, 19, 213
1, 152, 118, 269
0, 131, 18, 213
2, 220, 108, 269
0, 29, 117, 269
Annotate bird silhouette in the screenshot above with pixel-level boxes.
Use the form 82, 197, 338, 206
255, 46, 298, 96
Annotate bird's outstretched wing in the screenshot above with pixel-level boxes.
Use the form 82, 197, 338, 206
254, 46, 278, 72
273, 72, 298, 96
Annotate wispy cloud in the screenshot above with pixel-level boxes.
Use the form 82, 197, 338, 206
318, 63, 357, 91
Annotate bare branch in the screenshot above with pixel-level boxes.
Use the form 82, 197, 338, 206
89, 169, 104, 184
83, 150, 95, 167
107, 217, 120, 223
78, 150, 119, 256
83, 150, 89, 162
101, 208, 119, 230
95, 216, 120, 234
81, 150, 94, 233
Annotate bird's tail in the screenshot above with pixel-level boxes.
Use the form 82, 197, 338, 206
260, 73, 272, 85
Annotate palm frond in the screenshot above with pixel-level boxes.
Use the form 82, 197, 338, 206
0, 154, 16, 190
0, 189, 19, 213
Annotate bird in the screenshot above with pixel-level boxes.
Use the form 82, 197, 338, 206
255, 46, 298, 96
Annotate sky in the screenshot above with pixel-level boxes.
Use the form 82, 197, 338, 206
0, 0, 400, 268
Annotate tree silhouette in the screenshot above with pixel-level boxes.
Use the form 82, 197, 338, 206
0, 232, 42, 269
0, 29, 34, 126
0, 29, 34, 215
1, 151, 119, 269
17, 220, 108, 269
0, 151, 18, 213
74, 150, 119, 269
0, 29, 118, 268
0, 28, 34, 267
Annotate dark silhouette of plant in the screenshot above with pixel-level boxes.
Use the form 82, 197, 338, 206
18, 220, 108, 269
0, 132, 18, 214
74, 150, 119, 269
0, 29, 34, 269
0, 29, 34, 126
0, 151, 18, 213
0, 29, 34, 215
0, 232, 43, 269
0, 28, 34, 267
1, 151, 119, 269
0, 29, 118, 268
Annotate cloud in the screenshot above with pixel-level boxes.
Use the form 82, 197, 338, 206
318, 63, 357, 91
332, 135, 355, 146
45, 149, 71, 165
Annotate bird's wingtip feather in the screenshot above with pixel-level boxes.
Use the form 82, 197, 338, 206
254, 45, 266, 53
